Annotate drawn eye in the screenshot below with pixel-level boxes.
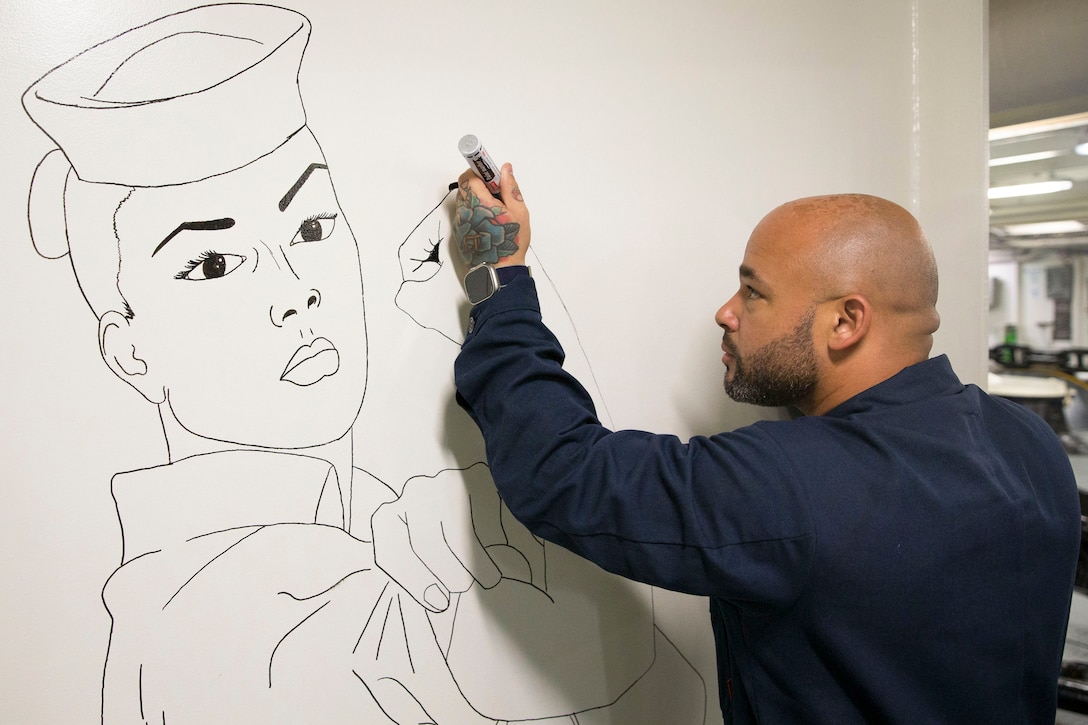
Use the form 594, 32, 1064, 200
292, 213, 337, 245
412, 242, 442, 272
176, 251, 246, 281
399, 222, 445, 283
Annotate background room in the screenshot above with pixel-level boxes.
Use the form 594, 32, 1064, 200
986, 1, 1088, 720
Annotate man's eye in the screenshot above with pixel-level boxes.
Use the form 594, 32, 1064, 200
176, 251, 246, 281
292, 213, 337, 245
746, 285, 761, 300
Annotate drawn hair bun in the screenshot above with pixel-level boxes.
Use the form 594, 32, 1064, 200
28, 148, 72, 260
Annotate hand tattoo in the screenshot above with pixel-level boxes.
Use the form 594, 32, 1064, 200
454, 184, 520, 267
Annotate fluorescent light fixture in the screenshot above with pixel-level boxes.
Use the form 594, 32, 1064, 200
1004, 236, 1088, 250
988, 180, 1073, 199
1076, 141, 1088, 156
989, 112, 1088, 141
1003, 220, 1086, 236
989, 150, 1062, 166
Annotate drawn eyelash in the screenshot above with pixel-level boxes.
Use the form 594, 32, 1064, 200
293, 212, 338, 244
174, 249, 247, 281
174, 250, 218, 280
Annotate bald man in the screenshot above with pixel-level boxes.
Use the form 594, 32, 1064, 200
452, 166, 1080, 724
716, 193, 942, 416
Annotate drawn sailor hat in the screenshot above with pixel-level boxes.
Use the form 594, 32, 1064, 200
22, 3, 311, 188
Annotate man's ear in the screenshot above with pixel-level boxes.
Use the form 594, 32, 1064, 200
99, 311, 166, 404
826, 295, 872, 352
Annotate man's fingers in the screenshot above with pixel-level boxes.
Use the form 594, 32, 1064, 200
458, 168, 492, 203
499, 163, 524, 205
498, 163, 529, 253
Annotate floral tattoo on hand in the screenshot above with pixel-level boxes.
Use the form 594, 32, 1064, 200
454, 182, 520, 267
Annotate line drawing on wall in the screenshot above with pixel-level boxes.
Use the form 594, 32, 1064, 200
22, 3, 706, 723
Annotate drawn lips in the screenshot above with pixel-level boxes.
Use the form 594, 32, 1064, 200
281, 337, 340, 386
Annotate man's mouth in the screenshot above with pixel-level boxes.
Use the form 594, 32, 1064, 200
721, 338, 737, 375
281, 337, 340, 386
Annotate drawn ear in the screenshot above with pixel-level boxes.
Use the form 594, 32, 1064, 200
99, 311, 165, 404
28, 149, 73, 260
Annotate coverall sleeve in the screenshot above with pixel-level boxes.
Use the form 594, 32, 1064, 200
455, 277, 814, 606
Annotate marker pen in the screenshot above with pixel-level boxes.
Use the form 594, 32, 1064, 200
458, 134, 502, 197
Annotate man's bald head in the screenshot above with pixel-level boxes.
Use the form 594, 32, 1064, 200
767, 194, 940, 342
779, 195, 936, 305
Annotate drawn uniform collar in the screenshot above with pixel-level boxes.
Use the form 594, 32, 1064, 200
111, 449, 344, 564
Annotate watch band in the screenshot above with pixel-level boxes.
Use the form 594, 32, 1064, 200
464, 263, 531, 304
496, 265, 531, 285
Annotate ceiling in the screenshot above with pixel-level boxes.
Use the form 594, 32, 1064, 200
988, 0, 1088, 251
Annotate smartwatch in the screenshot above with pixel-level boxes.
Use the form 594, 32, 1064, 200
464, 263, 531, 304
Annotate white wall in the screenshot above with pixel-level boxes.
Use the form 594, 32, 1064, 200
0, 2, 987, 723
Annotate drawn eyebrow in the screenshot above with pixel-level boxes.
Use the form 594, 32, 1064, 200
152, 218, 236, 256
279, 163, 329, 212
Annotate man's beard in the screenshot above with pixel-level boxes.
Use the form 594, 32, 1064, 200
723, 307, 818, 408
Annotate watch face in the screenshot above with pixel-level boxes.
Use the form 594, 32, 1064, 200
464, 264, 497, 304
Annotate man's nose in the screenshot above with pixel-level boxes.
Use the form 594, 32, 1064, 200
716, 293, 741, 332
271, 288, 322, 327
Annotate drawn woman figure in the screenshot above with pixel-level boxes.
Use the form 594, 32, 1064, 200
24, 3, 704, 723
23, 5, 498, 723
